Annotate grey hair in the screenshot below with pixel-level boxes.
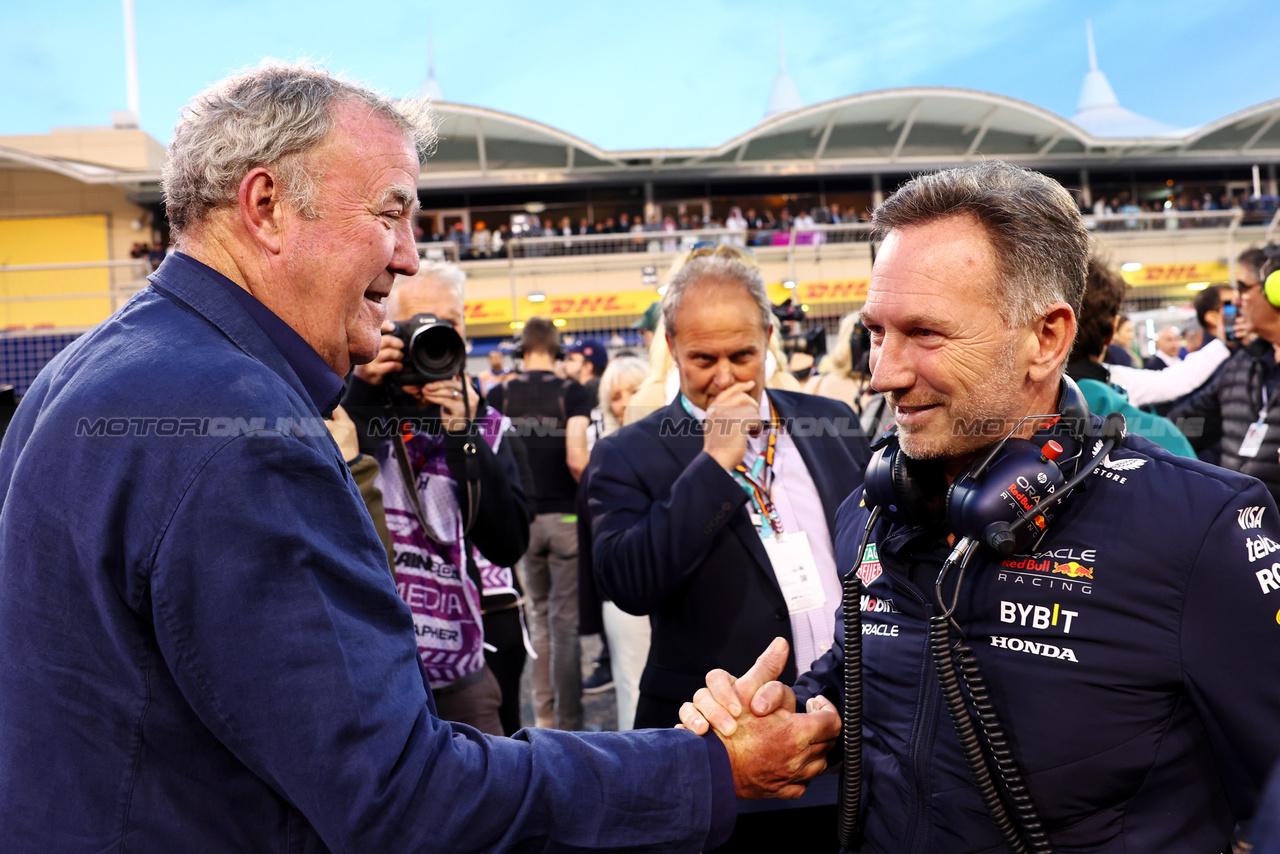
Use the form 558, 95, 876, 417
415, 260, 467, 297
872, 161, 1089, 327
662, 256, 772, 339
162, 61, 436, 236
386, 261, 466, 316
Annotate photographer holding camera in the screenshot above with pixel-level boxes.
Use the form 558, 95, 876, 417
342, 261, 532, 735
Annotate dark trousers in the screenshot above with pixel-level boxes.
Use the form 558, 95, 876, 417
482, 606, 526, 736
711, 804, 839, 852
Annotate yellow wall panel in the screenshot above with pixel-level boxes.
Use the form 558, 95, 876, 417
0, 215, 111, 328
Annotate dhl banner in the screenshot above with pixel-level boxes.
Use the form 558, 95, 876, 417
464, 290, 657, 324
767, 280, 870, 305
464, 261, 1212, 325
466, 280, 872, 326
1121, 261, 1228, 287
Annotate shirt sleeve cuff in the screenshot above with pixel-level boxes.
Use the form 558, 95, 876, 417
701, 732, 737, 850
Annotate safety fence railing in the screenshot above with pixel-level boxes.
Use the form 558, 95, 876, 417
0, 258, 153, 324
1085, 209, 1246, 232
425, 223, 879, 263
429, 211, 1280, 264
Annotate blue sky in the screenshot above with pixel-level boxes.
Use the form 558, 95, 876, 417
3, 0, 1278, 150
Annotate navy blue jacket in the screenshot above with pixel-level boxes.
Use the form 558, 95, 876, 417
0, 254, 732, 852
587, 391, 871, 726
796, 422, 1280, 853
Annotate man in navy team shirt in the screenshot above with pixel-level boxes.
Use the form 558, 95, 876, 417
683, 161, 1280, 853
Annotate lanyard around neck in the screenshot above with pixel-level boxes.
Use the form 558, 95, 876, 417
734, 400, 783, 535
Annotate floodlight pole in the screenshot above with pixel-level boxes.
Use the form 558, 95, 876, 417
123, 0, 140, 121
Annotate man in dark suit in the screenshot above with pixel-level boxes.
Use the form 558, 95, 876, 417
584, 246, 870, 847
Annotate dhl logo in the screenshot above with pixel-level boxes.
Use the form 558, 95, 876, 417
1053, 561, 1094, 579
796, 280, 870, 302
547, 295, 629, 315
1123, 262, 1228, 287
464, 301, 504, 320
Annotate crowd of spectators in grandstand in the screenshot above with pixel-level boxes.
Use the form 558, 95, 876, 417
1087, 188, 1277, 230
424, 202, 872, 260
422, 188, 1278, 261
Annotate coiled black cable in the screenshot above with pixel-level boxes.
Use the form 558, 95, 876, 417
930, 538, 1052, 854
838, 572, 862, 849
952, 642, 1052, 854
838, 507, 878, 850
929, 613, 1030, 854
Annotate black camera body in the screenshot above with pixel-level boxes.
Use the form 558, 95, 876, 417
390, 313, 467, 385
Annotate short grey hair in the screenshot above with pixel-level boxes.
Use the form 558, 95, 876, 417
872, 161, 1089, 327
387, 261, 466, 316
162, 61, 436, 236
662, 256, 772, 339
415, 260, 467, 297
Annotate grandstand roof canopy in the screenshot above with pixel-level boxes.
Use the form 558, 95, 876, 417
421, 88, 1280, 189
5, 87, 1279, 195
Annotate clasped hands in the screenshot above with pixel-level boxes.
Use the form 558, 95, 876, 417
678, 637, 840, 799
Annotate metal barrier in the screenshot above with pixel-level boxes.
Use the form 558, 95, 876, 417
1085, 209, 1244, 232
418, 242, 460, 263
0, 258, 152, 320
425, 223, 876, 265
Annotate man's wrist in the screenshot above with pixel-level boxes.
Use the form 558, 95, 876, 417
704, 447, 743, 471
700, 732, 737, 850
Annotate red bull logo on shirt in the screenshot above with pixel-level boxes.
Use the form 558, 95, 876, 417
1053, 561, 1094, 579
1000, 557, 1052, 574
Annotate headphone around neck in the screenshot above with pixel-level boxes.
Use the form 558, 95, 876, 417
863, 376, 1114, 557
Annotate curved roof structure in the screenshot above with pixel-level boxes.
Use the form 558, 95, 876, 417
422, 101, 623, 187
6, 86, 1275, 197
1179, 97, 1280, 155
700, 87, 1092, 165
420, 82, 1280, 191
424, 88, 1112, 187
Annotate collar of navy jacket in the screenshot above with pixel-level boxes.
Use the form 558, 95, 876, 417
148, 253, 332, 421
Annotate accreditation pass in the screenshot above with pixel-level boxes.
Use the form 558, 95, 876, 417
762, 531, 826, 615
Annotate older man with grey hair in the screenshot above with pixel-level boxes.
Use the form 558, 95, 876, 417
0, 63, 842, 852
585, 243, 871, 848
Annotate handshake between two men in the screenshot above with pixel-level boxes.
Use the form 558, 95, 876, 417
679, 637, 842, 799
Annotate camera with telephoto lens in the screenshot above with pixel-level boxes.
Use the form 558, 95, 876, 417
389, 313, 466, 385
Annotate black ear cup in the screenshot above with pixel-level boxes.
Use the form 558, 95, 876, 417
863, 434, 943, 526
891, 444, 937, 525
947, 439, 1069, 555
1057, 376, 1090, 441
861, 376, 1091, 554
863, 439, 904, 521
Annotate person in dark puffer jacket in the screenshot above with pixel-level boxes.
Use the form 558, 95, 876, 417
1170, 246, 1280, 501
